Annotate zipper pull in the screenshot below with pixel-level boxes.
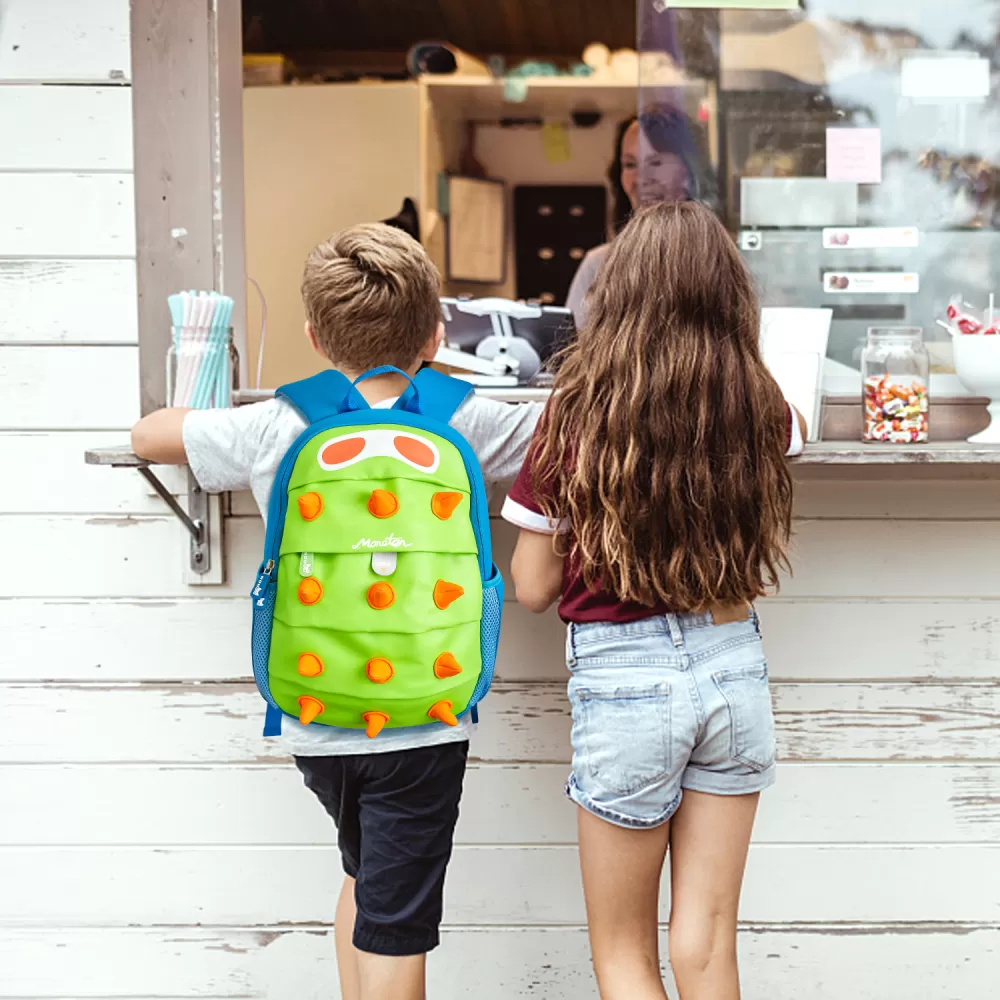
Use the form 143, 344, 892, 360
252, 559, 275, 602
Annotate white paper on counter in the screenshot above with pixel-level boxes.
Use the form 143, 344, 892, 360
768, 352, 823, 442
822, 227, 919, 249
760, 308, 833, 442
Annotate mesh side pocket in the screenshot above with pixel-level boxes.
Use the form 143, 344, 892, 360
469, 563, 504, 709
250, 572, 278, 707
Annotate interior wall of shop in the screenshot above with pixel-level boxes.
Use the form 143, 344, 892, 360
2, 1, 999, 997
242, 83, 421, 389
242, 80, 619, 387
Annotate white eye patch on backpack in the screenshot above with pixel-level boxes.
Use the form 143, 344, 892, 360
317, 429, 441, 474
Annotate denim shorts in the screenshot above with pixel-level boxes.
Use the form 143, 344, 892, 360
566, 610, 776, 829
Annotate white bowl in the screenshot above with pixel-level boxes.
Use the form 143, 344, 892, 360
953, 335, 1000, 443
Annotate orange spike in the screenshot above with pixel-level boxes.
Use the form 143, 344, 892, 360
434, 652, 463, 679
431, 491, 463, 520
297, 652, 324, 677
433, 580, 464, 610
298, 576, 324, 606
298, 695, 325, 726
363, 711, 390, 738
428, 700, 458, 727
366, 657, 394, 683
367, 582, 396, 610
368, 489, 399, 519
297, 491, 323, 521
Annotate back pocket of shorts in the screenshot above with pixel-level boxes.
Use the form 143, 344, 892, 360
712, 664, 776, 772
573, 684, 671, 797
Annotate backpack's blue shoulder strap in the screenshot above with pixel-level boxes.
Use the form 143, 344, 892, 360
400, 367, 474, 424
276, 369, 367, 424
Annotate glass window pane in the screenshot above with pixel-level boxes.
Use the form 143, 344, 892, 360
638, 1, 1000, 394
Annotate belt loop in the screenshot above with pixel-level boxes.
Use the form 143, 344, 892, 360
566, 623, 577, 665
664, 613, 684, 649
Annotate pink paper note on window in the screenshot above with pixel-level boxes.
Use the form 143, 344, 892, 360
826, 128, 882, 185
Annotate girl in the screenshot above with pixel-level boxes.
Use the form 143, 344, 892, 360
502, 201, 805, 1000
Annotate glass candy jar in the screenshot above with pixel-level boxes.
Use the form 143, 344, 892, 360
861, 328, 929, 443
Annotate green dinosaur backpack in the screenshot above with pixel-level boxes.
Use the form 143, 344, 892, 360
251, 366, 503, 738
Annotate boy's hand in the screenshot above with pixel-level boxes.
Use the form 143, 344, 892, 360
131, 408, 192, 465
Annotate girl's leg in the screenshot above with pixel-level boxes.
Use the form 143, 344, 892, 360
335, 876, 361, 1000
578, 806, 671, 1000
667, 791, 759, 1000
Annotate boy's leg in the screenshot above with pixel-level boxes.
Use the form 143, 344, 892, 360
336, 876, 361, 1000
336, 876, 423, 1000
294, 756, 364, 1000
357, 951, 426, 1000
667, 790, 758, 1000
352, 741, 469, 1000
577, 807, 671, 1000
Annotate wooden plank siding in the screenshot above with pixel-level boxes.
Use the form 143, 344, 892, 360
4, 926, 996, 1000
2, 1, 1000, 997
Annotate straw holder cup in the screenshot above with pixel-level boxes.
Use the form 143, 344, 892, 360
166, 327, 240, 409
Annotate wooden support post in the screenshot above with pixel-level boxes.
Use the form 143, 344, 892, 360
130, 0, 246, 414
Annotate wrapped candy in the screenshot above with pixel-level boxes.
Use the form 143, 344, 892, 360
863, 374, 929, 443
946, 296, 984, 336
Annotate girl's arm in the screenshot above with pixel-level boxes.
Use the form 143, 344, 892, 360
511, 529, 565, 614
785, 402, 807, 456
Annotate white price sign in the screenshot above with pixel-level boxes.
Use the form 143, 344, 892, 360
823, 272, 920, 295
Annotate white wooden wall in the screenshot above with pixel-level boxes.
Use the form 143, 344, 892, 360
2, 3, 1000, 997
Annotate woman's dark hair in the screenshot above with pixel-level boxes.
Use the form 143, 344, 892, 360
608, 111, 709, 236
608, 116, 638, 236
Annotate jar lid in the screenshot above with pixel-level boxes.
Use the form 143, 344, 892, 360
867, 326, 924, 344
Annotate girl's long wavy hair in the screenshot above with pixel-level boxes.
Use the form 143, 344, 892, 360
534, 201, 794, 611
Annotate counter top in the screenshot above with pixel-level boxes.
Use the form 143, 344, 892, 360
85, 441, 1000, 473
232, 387, 552, 405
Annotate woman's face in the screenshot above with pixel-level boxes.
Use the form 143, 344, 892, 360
620, 121, 690, 209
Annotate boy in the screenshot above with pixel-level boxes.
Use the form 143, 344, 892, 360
132, 224, 542, 1000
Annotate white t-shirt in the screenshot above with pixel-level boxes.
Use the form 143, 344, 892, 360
183, 391, 543, 757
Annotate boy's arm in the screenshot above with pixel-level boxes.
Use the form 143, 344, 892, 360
453, 397, 545, 481
131, 408, 192, 465
131, 400, 277, 494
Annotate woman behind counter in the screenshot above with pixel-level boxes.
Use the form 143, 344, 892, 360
566, 110, 703, 329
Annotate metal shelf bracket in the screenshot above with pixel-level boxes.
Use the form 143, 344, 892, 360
135, 466, 211, 574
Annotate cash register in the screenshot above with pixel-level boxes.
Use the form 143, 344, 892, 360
434, 296, 575, 387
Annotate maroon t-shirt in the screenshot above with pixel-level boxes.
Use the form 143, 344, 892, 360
502, 404, 797, 624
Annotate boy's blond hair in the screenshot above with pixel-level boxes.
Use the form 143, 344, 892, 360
301, 223, 441, 373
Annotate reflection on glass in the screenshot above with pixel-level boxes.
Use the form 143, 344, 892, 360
636, 0, 1000, 392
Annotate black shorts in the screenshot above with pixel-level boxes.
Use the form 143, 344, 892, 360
295, 741, 469, 956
